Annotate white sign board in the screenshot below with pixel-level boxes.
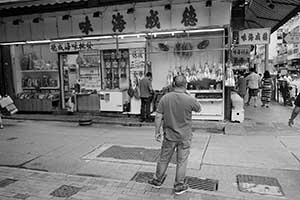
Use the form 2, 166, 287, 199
284, 33, 300, 43
239, 28, 270, 45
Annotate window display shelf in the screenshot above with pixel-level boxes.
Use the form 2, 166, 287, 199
22, 87, 59, 90
189, 90, 222, 93
21, 70, 59, 73
198, 98, 223, 102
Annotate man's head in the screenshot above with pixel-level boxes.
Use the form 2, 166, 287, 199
249, 68, 255, 73
145, 72, 152, 78
174, 75, 187, 88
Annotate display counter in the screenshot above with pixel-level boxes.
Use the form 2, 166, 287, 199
76, 93, 100, 112
189, 90, 224, 120
99, 90, 128, 112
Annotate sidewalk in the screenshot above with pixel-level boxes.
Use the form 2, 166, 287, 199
3, 101, 300, 135
0, 166, 242, 200
0, 101, 300, 200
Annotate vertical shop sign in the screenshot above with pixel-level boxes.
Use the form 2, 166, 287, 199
50, 41, 94, 52
239, 28, 270, 45
181, 5, 198, 27
79, 16, 94, 35
145, 9, 161, 29
112, 12, 127, 32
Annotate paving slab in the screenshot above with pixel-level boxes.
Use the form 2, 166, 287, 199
278, 135, 300, 163
198, 164, 300, 200
203, 135, 300, 170
75, 160, 142, 180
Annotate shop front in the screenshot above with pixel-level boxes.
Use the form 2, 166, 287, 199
0, 0, 231, 120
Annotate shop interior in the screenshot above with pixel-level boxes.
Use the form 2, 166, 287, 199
13, 28, 228, 120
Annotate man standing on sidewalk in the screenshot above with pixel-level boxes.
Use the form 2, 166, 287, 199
288, 92, 300, 127
139, 72, 153, 122
148, 75, 201, 195
245, 68, 261, 107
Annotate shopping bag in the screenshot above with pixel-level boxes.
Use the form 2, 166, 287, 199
0, 96, 14, 108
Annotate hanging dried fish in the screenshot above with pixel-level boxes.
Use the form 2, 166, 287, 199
158, 43, 169, 51
197, 40, 209, 49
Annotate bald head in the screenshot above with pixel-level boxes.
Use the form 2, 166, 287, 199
174, 75, 187, 88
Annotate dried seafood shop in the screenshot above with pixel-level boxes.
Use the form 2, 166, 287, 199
0, 0, 232, 120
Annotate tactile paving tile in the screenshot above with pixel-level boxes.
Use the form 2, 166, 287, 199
50, 185, 81, 198
98, 145, 176, 163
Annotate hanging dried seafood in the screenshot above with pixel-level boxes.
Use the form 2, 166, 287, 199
158, 43, 169, 51
197, 40, 209, 49
174, 42, 193, 58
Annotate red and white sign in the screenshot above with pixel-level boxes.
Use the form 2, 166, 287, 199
239, 28, 270, 45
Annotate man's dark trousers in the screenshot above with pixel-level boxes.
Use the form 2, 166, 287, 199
140, 97, 152, 121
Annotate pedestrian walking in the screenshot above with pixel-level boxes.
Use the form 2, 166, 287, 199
245, 68, 261, 107
148, 75, 201, 195
288, 92, 300, 127
139, 72, 154, 122
261, 71, 273, 108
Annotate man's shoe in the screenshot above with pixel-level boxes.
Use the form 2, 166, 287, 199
139, 119, 145, 122
148, 178, 162, 189
174, 183, 188, 195
0, 125, 3, 129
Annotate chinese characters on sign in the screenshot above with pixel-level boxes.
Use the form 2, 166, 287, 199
232, 45, 251, 58
145, 9, 161, 29
79, 16, 94, 35
112, 12, 127, 32
239, 28, 270, 45
50, 41, 93, 52
181, 5, 198, 27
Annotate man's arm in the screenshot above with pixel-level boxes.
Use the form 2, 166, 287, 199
155, 112, 163, 142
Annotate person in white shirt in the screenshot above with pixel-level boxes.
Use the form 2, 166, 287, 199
245, 68, 261, 107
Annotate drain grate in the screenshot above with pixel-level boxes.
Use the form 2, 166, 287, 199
98, 145, 176, 164
50, 185, 81, 198
131, 171, 167, 184
185, 176, 218, 191
13, 193, 30, 200
236, 174, 284, 196
0, 178, 18, 187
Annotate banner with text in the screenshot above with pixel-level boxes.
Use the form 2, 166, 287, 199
239, 28, 270, 45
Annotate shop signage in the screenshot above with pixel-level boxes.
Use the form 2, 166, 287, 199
284, 32, 300, 43
232, 45, 251, 58
50, 41, 93, 52
239, 28, 270, 45
0, 1, 231, 42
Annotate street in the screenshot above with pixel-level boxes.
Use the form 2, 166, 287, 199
0, 103, 300, 200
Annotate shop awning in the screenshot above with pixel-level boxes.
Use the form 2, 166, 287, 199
0, 0, 87, 9
241, 0, 300, 33
0, 0, 299, 33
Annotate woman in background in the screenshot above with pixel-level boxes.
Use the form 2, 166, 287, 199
261, 71, 273, 108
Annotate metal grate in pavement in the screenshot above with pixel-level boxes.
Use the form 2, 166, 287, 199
50, 185, 81, 198
13, 193, 30, 200
131, 171, 167, 184
0, 178, 18, 188
98, 145, 176, 164
185, 176, 218, 191
236, 174, 284, 196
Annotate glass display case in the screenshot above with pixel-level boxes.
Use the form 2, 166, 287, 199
102, 49, 130, 90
